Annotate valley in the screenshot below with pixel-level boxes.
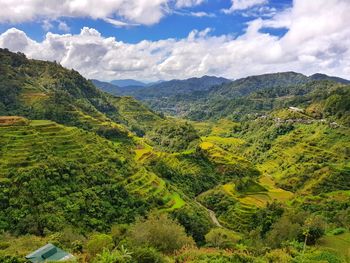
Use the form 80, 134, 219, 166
0, 48, 349, 262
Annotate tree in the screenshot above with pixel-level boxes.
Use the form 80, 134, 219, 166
129, 213, 195, 253
301, 215, 325, 246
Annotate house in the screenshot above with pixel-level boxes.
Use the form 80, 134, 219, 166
25, 243, 74, 262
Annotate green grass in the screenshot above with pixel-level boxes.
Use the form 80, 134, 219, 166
317, 232, 350, 261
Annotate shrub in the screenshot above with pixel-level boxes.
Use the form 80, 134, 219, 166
92, 247, 132, 263
51, 227, 85, 250
110, 224, 129, 245
129, 213, 195, 253
86, 234, 113, 256
264, 249, 292, 263
205, 228, 240, 249
131, 247, 166, 263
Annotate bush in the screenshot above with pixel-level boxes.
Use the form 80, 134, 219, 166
205, 228, 240, 249
51, 227, 85, 250
131, 247, 166, 263
110, 224, 129, 245
92, 247, 132, 263
129, 213, 195, 253
264, 249, 292, 263
86, 233, 113, 256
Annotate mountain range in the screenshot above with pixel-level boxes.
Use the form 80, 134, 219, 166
93, 72, 350, 121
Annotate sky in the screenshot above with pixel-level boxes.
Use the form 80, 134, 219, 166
0, 0, 349, 82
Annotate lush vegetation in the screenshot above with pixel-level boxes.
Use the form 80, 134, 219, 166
1, 49, 349, 262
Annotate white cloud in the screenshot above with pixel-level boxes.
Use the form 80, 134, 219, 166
58, 21, 70, 32
223, 0, 268, 14
175, 0, 205, 8
0, 0, 349, 81
190, 12, 215, 18
0, 0, 204, 26
103, 18, 140, 28
42, 20, 54, 31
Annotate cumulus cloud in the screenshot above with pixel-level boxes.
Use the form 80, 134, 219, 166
0, 0, 349, 81
223, 0, 268, 14
0, 0, 204, 26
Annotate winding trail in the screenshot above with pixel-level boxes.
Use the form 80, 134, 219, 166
195, 199, 222, 228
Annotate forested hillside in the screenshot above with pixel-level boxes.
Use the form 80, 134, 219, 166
94, 71, 349, 122
1, 49, 349, 263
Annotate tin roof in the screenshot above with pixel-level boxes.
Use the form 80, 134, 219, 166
25, 243, 74, 262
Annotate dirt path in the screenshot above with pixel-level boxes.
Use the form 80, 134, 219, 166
195, 200, 222, 228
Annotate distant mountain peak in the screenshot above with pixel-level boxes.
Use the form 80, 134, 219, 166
110, 79, 147, 87
309, 73, 350, 84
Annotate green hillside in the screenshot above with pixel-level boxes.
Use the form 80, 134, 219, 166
0, 119, 187, 235
1, 49, 349, 262
0, 48, 164, 137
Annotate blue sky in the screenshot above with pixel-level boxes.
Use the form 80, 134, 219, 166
0, 0, 348, 81
0, 0, 291, 43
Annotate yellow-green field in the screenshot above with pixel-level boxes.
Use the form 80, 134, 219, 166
317, 233, 350, 261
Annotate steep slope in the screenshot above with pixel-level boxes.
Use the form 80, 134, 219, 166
90, 79, 122, 96
0, 48, 163, 136
0, 49, 184, 235
0, 119, 145, 234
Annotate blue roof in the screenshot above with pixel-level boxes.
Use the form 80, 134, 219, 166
25, 243, 74, 262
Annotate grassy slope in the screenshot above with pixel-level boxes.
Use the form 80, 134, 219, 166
317, 232, 350, 261
0, 48, 164, 137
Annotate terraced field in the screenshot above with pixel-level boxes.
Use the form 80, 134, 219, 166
0, 119, 185, 213
0, 120, 119, 176
255, 123, 350, 193
197, 137, 294, 231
